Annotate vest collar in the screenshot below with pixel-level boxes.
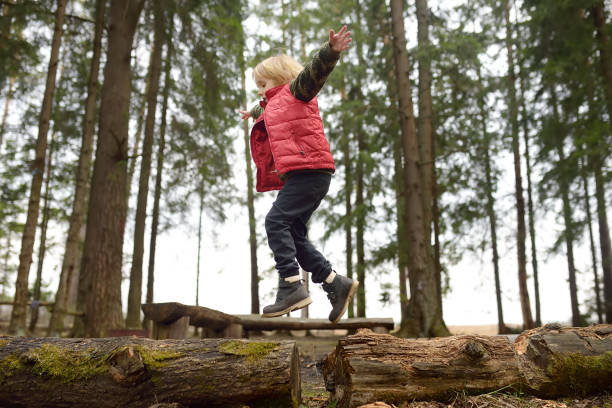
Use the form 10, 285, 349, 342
265, 84, 286, 102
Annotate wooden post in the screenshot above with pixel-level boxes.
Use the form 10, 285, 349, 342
152, 316, 189, 340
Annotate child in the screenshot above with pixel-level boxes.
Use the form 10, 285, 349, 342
239, 26, 358, 323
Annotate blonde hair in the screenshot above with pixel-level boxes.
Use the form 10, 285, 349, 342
253, 55, 303, 86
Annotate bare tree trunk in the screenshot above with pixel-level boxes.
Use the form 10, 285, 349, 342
591, 3, 612, 324
0, 76, 14, 157
29, 130, 56, 333
517, 41, 541, 327
341, 86, 354, 318
8, 0, 67, 335
241, 57, 259, 315
2, 229, 12, 298
394, 130, 410, 322
550, 87, 581, 326
50, 0, 105, 338
145, 10, 173, 332
504, 0, 534, 330
354, 1, 366, 318
82, 0, 144, 338
196, 189, 204, 307
593, 154, 612, 323
415, 0, 433, 242
592, 3, 612, 122
126, 0, 165, 329
390, 0, 449, 338
581, 157, 603, 323
476, 64, 507, 335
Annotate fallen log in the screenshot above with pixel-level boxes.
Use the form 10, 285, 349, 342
322, 325, 612, 408
0, 336, 301, 408
322, 329, 520, 407
515, 323, 612, 397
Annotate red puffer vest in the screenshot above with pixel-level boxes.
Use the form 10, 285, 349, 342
250, 84, 335, 192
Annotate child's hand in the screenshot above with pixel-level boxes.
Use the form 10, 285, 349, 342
329, 25, 352, 53
238, 109, 252, 120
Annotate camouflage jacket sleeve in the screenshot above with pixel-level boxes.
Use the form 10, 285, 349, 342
250, 104, 264, 120
290, 42, 341, 102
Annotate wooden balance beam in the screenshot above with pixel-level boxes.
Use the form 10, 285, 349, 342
235, 314, 394, 333
142, 303, 395, 339
141, 302, 242, 339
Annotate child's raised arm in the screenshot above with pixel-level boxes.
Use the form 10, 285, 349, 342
290, 26, 352, 102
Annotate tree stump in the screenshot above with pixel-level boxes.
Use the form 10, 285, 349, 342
0, 336, 301, 408
322, 325, 612, 408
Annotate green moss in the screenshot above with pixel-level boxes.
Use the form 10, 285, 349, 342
0, 354, 25, 379
547, 351, 612, 396
130, 346, 183, 369
0, 340, 9, 348
27, 343, 107, 382
218, 340, 278, 363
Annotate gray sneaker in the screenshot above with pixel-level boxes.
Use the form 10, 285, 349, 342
262, 279, 312, 317
322, 274, 359, 323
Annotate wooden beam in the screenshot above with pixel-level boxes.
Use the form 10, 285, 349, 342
236, 314, 394, 331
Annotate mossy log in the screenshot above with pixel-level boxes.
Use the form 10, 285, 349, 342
515, 324, 612, 397
322, 325, 612, 408
0, 336, 301, 408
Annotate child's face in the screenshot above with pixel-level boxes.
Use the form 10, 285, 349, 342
256, 76, 277, 102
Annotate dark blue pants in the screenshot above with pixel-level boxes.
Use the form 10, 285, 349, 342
265, 172, 332, 284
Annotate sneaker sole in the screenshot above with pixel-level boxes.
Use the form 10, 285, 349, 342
331, 280, 360, 324
261, 297, 313, 318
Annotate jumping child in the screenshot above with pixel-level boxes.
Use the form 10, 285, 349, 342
239, 26, 358, 323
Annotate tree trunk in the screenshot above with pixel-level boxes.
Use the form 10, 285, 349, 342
591, 3, 612, 321
581, 157, 603, 323
593, 153, 612, 323
145, 10, 173, 331
415, 0, 434, 243
126, 0, 165, 329
0, 76, 14, 156
195, 189, 205, 307
48, 0, 106, 338
241, 60, 259, 315
592, 3, 612, 122
8, 0, 67, 336
504, 0, 534, 330
29, 130, 56, 333
477, 64, 507, 335
517, 39, 541, 327
390, 0, 448, 338
322, 325, 612, 407
0, 336, 301, 408
342, 87, 354, 318
81, 0, 145, 338
550, 87, 581, 326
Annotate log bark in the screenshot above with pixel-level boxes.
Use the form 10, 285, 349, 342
0, 336, 301, 408
322, 325, 612, 407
